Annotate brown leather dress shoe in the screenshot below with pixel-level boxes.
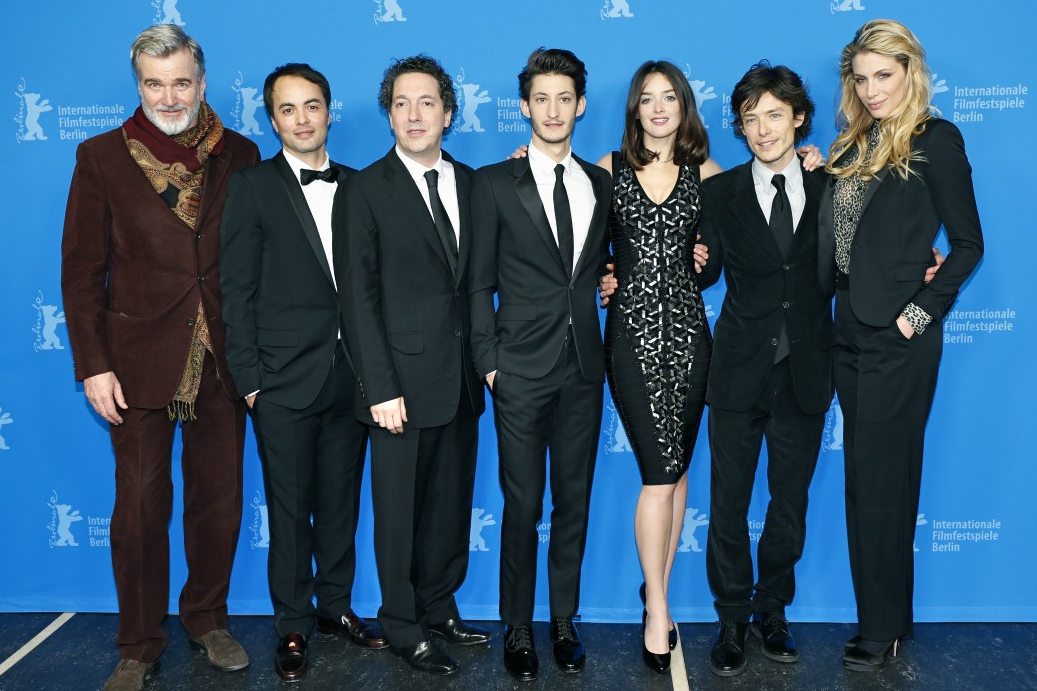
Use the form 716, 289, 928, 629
316, 610, 389, 649
102, 659, 157, 691
275, 632, 308, 682
189, 628, 250, 671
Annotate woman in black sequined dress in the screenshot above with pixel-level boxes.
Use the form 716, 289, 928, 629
598, 60, 720, 672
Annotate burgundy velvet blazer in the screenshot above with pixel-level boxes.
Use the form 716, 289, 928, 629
61, 126, 260, 409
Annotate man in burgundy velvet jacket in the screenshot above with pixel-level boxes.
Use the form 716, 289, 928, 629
60, 24, 259, 691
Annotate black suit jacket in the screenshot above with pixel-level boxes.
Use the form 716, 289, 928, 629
698, 159, 833, 415
337, 148, 484, 428
818, 118, 983, 326
219, 152, 355, 410
469, 154, 611, 382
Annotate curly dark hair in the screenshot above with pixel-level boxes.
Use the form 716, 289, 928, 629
377, 55, 458, 127
518, 47, 587, 101
731, 61, 814, 143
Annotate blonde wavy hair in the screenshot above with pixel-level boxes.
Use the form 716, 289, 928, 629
827, 19, 935, 181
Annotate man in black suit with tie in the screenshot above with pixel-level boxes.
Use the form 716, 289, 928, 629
469, 48, 611, 682
696, 63, 830, 677
338, 55, 488, 677
219, 63, 386, 683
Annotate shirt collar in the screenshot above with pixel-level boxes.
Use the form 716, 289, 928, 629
282, 148, 330, 182
395, 145, 445, 183
752, 153, 803, 193
527, 142, 574, 178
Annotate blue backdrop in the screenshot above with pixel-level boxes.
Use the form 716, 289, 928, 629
2, 0, 1032, 625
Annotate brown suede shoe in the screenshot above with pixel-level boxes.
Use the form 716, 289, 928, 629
189, 629, 250, 671
102, 659, 157, 691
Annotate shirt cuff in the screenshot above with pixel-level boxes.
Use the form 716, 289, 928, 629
901, 303, 932, 335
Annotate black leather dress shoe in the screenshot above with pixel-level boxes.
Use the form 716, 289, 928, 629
551, 617, 586, 673
393, 640, 458, 676
429, 618, 492, 646
316, 611, 389, 649
503, 624, 538, 682
845, 634, 861, 652
750, 611, 798, 662
709, 622, 748, 677
275, 633, 308, 682
843, 638, 899, 672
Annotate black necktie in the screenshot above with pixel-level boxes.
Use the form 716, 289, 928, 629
769, 173, 792, 363
423, 169, 458, 277
769, 174, 794, 257
300, 167, 338, 185
553, 164, 575, 276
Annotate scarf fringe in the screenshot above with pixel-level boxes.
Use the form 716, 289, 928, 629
166, 400, 197, 422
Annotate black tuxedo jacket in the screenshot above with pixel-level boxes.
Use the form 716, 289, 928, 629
219, 152, 355, 410
698, 159, 833, 415
337, 148, 484, 428
818, 118, 983, 326
469, 154, 611, 383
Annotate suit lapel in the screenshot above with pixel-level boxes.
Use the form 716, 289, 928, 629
731, 161, 783, 262
273, 152, 334, 285
449, 152, 471, 287
510, 156, 567, 276
859, 166, 887, 218
791, 164, 822, 251
570, 154, 607, 283
381, 149, 451, 272
195, 142, 236, 232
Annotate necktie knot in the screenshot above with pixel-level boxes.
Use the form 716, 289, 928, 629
554, 163, 566, 182
771, 173, 786, 193
300, 167, 337, 185
423, 168, 439, 189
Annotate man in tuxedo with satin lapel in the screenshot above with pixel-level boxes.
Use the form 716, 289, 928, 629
469, 48, 611, 682
338, 55, 488, 677
695, 63, 831, 677
220, 63, 386, 683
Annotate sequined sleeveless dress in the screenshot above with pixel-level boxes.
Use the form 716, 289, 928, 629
604, 154, 712, 484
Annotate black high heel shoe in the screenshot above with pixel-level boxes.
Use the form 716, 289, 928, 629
641, 610, 671, 674
843, 638, 899, 672
640, 582, 678, 651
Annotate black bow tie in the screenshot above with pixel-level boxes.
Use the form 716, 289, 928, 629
300, 167, 337, 185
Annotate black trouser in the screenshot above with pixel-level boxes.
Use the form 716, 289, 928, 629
706, 358, 825, 623
252, 344, 369, 638
495, 337, 603, 625
368, 380, 479, 648
834, 285, 942, 641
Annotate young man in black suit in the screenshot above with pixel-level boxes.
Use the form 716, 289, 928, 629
337, 55, 488, 677
469, 48, 611, 682
696, 63, 830, 677
219, 63, 386, 683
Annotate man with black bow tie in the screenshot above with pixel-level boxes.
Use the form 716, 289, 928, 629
220, 63, 386, 683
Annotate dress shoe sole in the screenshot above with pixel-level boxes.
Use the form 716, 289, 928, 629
749, 622, 799, 663
188, 638, 250, 672
505, 669, 538, 682
429, 629, 491, 647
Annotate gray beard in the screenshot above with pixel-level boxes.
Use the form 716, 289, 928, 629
142, 99, 202, 136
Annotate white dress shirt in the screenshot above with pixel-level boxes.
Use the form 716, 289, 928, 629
282, 148, 338, 289
394, 146, 460, 247
526, 142, 595, 272
751, 154, 805, 231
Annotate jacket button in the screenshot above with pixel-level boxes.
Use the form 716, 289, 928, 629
454, 329, 461, 337
197, 276, 205, 283
187, 318, 195, 326
782, 264, 790, 270
783, 301, 790, 308
194, 232, 201, 241
771, 338, 779, 346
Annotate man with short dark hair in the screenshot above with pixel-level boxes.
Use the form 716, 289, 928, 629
469, 47, 611, 681
696, 62, 830, 677
220, 62, 386, 683
339, 55, 488, 677
61, 24, 259, 691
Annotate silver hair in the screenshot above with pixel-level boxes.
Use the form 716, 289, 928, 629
130, 24, 205, 81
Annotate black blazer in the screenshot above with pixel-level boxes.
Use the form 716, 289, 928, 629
220, 152, 355, 410
469, 154, 611, 383
337, 148, 484, 428
818, 118, 984, 326
698, 159, 834, 415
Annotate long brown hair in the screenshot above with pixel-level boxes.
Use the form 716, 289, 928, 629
620, 61, 708, 170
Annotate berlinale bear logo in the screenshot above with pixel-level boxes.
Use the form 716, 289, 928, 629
470, 508, 496, 552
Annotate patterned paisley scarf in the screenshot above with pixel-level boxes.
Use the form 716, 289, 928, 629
122, 102, 225, 421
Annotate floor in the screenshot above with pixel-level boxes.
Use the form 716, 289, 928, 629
0, 615, 1034, 690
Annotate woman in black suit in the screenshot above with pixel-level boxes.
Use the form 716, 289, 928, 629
821, 19, 984, 671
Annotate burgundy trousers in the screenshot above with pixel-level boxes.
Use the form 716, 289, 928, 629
108, 353, 245, 662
